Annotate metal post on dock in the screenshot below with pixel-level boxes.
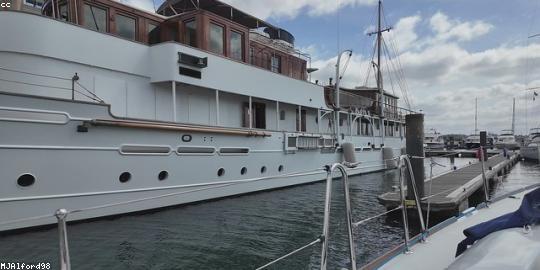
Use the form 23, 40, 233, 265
405, 114, 425, 199
320, 164, 357, 270
479, 132, 490, 204
55, 209, 71, 270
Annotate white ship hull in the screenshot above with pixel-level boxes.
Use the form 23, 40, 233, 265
494, 141, 520, 150
0, 11, 407, 232
0, 92, 403, 232
521, 145, 540, 161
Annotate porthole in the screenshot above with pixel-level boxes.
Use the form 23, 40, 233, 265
17, 173, 35, 187
158, 171, 168, 181
260, 166, 267, 174
217, 168, 225, 177
119, 172, 131, 183
241, 167, 247, 175
278, 165, 284, 172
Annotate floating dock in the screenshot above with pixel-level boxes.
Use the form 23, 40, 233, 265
378, 153, 520, 215
425, 148, 503, 158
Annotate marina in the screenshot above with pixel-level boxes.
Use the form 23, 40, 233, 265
1, 0, 540, 269
379, 152, 521, 214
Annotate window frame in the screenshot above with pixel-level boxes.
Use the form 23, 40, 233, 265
208, 21, 225, 55
271, 54, 281, 73
229, 29, 244, 61
82, 3, 109, 33
183, 18, 197, 47
115, 12, 138, 41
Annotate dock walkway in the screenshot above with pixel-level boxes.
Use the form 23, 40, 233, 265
378, 153, 520, 214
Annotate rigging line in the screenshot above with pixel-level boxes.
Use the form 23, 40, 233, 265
381, 38, 397, 96
363, 40, 378, 86
254, 238, 322, 270
386, 37, 412, 109
75, 81, 105, 103
0, 66, 71, 81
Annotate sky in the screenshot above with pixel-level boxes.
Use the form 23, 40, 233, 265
138, 0, 540, 135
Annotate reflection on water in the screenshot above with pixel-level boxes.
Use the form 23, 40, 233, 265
0, 158, 538, 269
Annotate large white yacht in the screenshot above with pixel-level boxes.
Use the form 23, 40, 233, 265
494, 129, 519, 150
0, 0, 409, 231
522, 128, 540, 161
424, 128, 445, 150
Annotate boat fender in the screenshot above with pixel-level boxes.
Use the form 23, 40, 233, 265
342, 142, 356, 166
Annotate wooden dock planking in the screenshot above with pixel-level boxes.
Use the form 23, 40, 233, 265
378, 153, 520, 214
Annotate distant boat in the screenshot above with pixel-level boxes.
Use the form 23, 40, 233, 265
495, 99, 519, 150
494, 129, 520, 150
465, 134, 494, 149
521, 128, 540, 161
424, 128, 445, 150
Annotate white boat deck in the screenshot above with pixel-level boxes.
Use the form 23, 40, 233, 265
379, 188, 532, 270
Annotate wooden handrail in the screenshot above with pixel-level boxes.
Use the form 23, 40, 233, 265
86, 119, 271, 137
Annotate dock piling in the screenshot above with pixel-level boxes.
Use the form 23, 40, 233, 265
405, 114, 425, 199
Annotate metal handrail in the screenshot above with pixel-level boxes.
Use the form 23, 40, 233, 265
320, 163, 357, 270
55, 209, 71, 270
397, 155, 427, 252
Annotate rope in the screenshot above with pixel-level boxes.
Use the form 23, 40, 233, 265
75, 81, 105, 103
254, 237, 322, 270
0, 66, 71, 81
0, 77, 72, 91
0, 213, 55, 227
352, 205, 402, 227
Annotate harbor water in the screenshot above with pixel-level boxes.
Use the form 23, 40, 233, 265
1, 157, 538, 269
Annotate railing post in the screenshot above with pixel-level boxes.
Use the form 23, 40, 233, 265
479, 146, 490, 204
398, 155, 427, 253
320, 164, 357, 270
320, 166, 333, 270
55, 209, 71, 270
398, 159, 412, 253
71, 73, 79, 100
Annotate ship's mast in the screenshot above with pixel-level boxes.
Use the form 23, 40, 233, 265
368, 0, 391, 145
475, 97, 478, 134
512, 97, 516, 134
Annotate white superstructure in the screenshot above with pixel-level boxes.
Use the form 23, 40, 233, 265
494, 129, 519, 150
0, 0, 410, 232
424, 128, 445, 150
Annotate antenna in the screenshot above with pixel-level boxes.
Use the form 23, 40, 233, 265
475, 97, 478, 134
512, 98, 516, 134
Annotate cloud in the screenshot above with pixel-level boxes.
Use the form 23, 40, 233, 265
391, 15, 421, 50
221, 0, 377, 20
307, 12, 540, 134
428, 11, 493, 43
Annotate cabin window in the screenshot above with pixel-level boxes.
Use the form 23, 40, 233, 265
24, 0, 44, 8
58, 2, 69, 21
230, 31, 244, 61
83, 4, 107, 33
147, 23, 160, 44
271, 55, 281, 73
209, 23, 224, 55
243, 102, 266, 129
184, 20, 197, 47
280, 110, 286, 120
296, 109, 307, 132
116, 14, 136, 40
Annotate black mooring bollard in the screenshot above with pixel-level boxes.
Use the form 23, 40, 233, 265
405, 114, 425, 200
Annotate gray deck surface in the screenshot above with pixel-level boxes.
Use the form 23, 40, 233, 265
379, 154, 517, 211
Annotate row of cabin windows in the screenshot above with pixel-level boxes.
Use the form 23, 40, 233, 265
70, 3, 140, 41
